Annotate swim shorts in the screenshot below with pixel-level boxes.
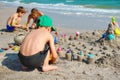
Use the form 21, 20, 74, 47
18, 44, 50, 68
6, 25, 14, 32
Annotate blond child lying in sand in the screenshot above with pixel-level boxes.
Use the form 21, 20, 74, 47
97, 23, 115, 42
96, 16, 120, 42
6, 6, 26, 32
25, 8, 44, 30
18, 15, 58, 72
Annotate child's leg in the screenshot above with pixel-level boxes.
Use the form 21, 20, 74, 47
97, 37, 104, 42
42, 50, 58, 72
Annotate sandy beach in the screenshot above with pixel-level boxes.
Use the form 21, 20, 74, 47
0, 5, 120, 80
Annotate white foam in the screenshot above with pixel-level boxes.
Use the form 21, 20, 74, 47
1, 0, 120, 17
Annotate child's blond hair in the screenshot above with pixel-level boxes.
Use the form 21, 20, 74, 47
30, 10, 41, 18
31, 8, 38, 13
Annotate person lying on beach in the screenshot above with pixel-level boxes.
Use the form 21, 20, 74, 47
97, 23, 115, 42
25, 8, 44, 30
6, 6, 26, 32
18, 15, 58, 72
96, 16, 120, 42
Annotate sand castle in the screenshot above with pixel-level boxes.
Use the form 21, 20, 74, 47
53, 29, 120, 67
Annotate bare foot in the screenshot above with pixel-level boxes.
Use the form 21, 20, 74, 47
42, 65, 58, 72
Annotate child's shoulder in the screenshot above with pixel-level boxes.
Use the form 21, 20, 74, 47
13, 13, 18, 16
9, 13, 17, 18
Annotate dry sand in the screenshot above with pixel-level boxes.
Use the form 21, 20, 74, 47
0, 6, 120, 80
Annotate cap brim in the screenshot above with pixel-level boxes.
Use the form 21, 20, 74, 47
51, 26, 56, 31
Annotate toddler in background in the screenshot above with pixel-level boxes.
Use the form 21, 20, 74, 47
6, 6, 26, 32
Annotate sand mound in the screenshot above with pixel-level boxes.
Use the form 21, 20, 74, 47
56, 30, 120, 68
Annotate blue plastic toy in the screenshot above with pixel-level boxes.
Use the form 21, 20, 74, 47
87, 53, 94, 58
79, 50, 83, 55
66, 49, 71, 53
0, 49, 4, 53
54, 36, 58, 44
102, 33, 108, 38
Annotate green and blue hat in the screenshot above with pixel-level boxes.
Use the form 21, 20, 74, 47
36, 15, 56, 31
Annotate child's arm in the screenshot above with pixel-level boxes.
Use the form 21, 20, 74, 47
116, 22, 119, 28
26, 15, 31, 27
7, 14, 16, 26
49, 34, 58, 63
39, 11, 44, 16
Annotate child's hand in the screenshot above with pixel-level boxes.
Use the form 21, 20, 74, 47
31, 23, 36, 29
22, 25, 29, 31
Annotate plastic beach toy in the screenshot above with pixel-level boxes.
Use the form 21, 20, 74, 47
57, 47, 63, 57
0, 49, 4, 52
112, 16, 116, 22
108, 34, 115, 40
64, 34, 66, 37
66, 50, 72, 61
87, 53, 94, 59
76, 31, 80, 36
77, 51, 84, 62
79, 50, 83, 55
66, 49, 71, 53
49, 54, 52, 61
69, 35, 74, 40
114, 28, 120, 36
54, 36, 58, 44
87, 53, 95, 64
57, 47, 62, 52
1, 48, 9, 50
8, 44, 14, 48
61, 34, 66, 38
13, 46, 19, 52
55, 32, 58, 35
102, 33, 108, 38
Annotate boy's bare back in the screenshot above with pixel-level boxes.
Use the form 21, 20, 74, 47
20, 27, 57, 58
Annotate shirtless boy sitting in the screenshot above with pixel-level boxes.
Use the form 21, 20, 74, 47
6, 6, 26, 32
18, 15, 58, 72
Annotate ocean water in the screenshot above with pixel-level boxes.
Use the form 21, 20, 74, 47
1, 0, 120, 30
1, 0, 120, 9
1, 0, 120, 16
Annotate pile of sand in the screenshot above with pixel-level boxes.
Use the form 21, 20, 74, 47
0, 29, 120, 80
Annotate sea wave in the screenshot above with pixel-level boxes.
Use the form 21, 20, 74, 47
1, 0, 120, 18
